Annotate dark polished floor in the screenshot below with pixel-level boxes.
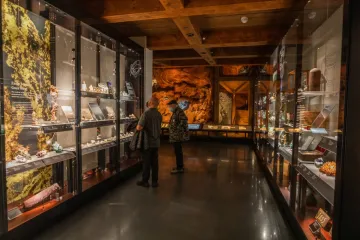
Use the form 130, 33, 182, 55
34, 142, 295, 240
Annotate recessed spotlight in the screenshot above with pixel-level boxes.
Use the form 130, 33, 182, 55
187, 33, 194, 37
202, 36, 206, 41
241, 16, 249, 24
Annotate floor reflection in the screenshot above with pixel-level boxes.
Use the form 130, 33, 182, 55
34, 141, 294, 240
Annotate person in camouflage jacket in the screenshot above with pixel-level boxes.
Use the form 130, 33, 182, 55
167, 100, 189, 174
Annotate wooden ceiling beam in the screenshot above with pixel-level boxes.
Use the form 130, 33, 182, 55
153, 49, 200, 60
95, 0, 299, 23
211, 46, 276, 58
216, 57, 269, 65
148, 27, 286, 50
159, 0, 216, 65
155, 58, 210, 66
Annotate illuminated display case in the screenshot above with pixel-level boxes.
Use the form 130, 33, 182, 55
255, 1, 349, 239
0, 0, 144, 236
1, 0, 77, 230
119, 44, 143, 170
79, 23, 118, 191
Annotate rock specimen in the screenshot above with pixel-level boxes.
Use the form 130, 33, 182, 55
153, 67, 212, 123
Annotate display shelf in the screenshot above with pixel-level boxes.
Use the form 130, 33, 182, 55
82, 170, 113, 192
81, 141, 117, 155
120, 96, 138, 102
279, 147, 292, 160
202, 124, 251, 132
21, 123, 74, 133
318, 136, 337, 153
302, 91, 339, 97
6, 151, 76, 176
80, 119, 116, 129
120, 135, 133, 143
120, 118, 137, 124
296, 163, 335, 205
81, 91, 115, 99
8, 192, 73, 231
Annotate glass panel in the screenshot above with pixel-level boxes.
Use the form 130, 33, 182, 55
119, 44, 143, 170
80, 24, 116, 190
276, 22, 299, 205
295, 1, 345, 239
266, 47, 280, 175
2, 0, 75, 229
254, 67, 271, 159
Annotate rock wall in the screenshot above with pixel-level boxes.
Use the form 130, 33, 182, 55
153, 67, 212, 123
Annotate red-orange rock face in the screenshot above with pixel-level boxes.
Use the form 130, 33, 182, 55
153, 67, 212, 123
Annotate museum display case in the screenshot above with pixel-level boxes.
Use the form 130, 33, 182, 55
254, 0, 347, 239
79, 23, 118, 191
1, 0, 78, 230
293, 1, 345, 239
0, 0, 144, 236
119, 44, 143, 170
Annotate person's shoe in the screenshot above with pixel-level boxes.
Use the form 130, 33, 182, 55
137, 181, 150, 188
152, 182, 159, 188
171, 168, 184, 174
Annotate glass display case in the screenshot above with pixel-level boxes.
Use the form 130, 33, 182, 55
255, 0, 347, 239
294, 1, 345, 239
2, 0, 77, 230
274, 23, 299, 206
0, 0, 144, 235
119, 44, 143, 170
265, 47, 280, 175
79, 23, 117, 191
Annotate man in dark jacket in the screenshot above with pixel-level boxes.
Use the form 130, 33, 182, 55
167, 100, 189, 174
136, 97, 162, 188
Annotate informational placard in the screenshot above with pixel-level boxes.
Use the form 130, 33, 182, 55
203, 124, 220, 130
61, 106, 75, 123
311, 104, 336, 128
315, 208, 331, 228
88, 103, 105, 120
10, 81, 34, 125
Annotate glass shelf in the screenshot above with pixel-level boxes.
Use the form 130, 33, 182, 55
296, 163, 335, 205
6, 151, 75, 176
120, 96, 138, 102
81, 91, 115, 99
80, 119, 116, 129
81, 140, 117, 155
21, 123, 74, 133
302, 91, 339, 97
120, 118, 138, 124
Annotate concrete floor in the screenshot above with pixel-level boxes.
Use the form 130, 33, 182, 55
34, 142, 295, 240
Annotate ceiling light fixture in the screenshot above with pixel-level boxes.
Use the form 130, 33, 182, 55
241, 16, 249, 24
308, 11, 316, 19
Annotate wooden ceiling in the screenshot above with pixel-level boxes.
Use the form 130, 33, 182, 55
48, 0, 310, 67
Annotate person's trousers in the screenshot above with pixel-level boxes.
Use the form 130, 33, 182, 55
173, 142, 184, 169
142, 148, 159, 183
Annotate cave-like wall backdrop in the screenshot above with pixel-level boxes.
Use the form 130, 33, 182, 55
153, 67, 213, 123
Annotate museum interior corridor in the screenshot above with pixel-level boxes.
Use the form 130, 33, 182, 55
33, 142, 294, 240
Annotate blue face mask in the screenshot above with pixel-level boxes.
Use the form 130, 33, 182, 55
170, 107, 175, 112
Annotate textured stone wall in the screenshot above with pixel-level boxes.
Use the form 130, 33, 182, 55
153, 67, 212, 123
